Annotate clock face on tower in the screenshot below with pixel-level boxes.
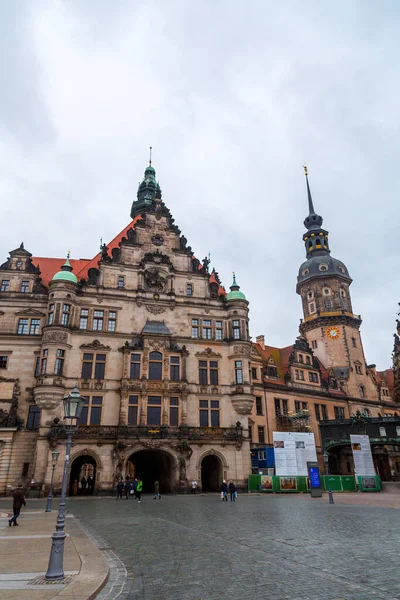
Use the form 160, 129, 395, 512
326, 326, 340, 339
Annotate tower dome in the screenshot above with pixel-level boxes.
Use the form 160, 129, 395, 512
226, 273, 247, 301
130, 150, 162, 218
51, 254, 78, 284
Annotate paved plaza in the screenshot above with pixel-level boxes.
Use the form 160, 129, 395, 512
71, 494, 400, 600
2, 493, 400, 600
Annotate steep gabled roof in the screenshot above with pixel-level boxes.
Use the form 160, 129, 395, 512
31, 257, 90, 287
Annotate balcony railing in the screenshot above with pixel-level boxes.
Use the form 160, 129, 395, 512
48, 424, 244, 441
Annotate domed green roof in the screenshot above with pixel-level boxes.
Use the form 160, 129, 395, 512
226, 273, 247, 301
51, 255, 77, 284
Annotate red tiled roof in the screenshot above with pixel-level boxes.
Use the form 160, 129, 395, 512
31, 257, 90, 287
376, 368, 395, 397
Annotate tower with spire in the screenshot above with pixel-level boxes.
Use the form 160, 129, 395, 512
296, 167, 378, 401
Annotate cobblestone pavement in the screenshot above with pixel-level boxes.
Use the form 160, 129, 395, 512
66, 494, 400, 600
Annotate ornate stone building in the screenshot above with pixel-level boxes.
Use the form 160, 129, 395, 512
0, 161, 253, 495
249, 169, 400, 480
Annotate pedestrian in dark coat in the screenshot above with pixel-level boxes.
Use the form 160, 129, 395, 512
228, 480, 236, 502
153, 480, 161, 499
9, 485, 26, 527
116, 478, 124, 500
221, 480, 228, 501
125, 477, 131, 499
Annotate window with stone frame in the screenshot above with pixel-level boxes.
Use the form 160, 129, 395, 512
215, 321, 223, 340
186, 283, 193, 296
130, 354, 141, 379
40, 349, 48, 374
199, 399, 220, 427
295, 369, 305, 381
305, 355, 311, 365
107, 311, 117, 332
128, 395, 139, 425
17, 318, 29, 335
169, 397, 179, 425
191, 319, 199, 339
255, 396, 263, 415
309, 372, 318, 383
334, 406, 345, 419
257, 426, 265, 444
0, 356, 8, 369
79, 396, 103, 425
29, 319, 40, 335
311, 340, 317, 349
1, 280, 10, 292
20, 280, 30, 293
308, 302, 316, 314
252, 367, 258, 380
170, 356, 180, 381
55, 349, 65, 375
26, 405, 41, 430
92, 310, 104, 331
81, 353, 107, 380
79, 309, 89, 329
48, 304, 55, 325
235, 361, 243, 384
147, 396, 162, 426
117, 275, 125, 289
61, 304, 71, 326
203, 320, 212, 339
233, 320, 240, 340
148, 351, 163, 380
355, 363, 362, 375
267, 365, 278, 378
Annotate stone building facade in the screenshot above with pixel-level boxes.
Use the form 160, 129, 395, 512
0, 162, 253, 495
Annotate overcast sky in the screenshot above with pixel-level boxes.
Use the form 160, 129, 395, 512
1, 1, 399, 370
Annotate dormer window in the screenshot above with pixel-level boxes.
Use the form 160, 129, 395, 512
298, 354, 304, 363
319, 264, 328, 272
1, 280, 10, 292
307, 291, 314, 300
302, 268, 309, 276
338, 265, 345, 273
323, 288, 330, 295
306, 356, 311, 365
20, 281, 30, 293
16, 260, 23, 268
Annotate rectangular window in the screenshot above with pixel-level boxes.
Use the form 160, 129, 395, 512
235, 361, 243, 384
325, 299, 332, 309
94, 354, 106, 380
26, 405, 41, 430
309, 302, 316, 314
81, 353, 93, 379
306, 356, 311, 365
311, 340, 317, 349
352, 337, 357, 348
79, 396, 90, 425
108, 311, 117, 332
199, 400, 219, 427
80, 309, 89, 330
93, 310, 104, 331
147, 396, 161, 426
258, 426, 265, 444
199, 400, 209, 427
355, 364, 362, 374
258, 450, 266, 461
0, 356, 8, 369
118, 275, 125, 289
295, 369, 304, 381
21, 462, 29, 477
255, 397, 263, 416
282, 399, 288, 415
20, 281, 30, 293
315, 404, 321, 422
233, 320, 240, 340
55, 349, 65, 375
274, 398, 281, 417
334, 406, 345, 420
169, 397, 179, 426
267, 366, 278, 378
309, 372, 318, 383
17, 318, 29, 335
128, 395, 139, 425
29, 319, 40, 335
148, 352, 163, 380
302, 402, 308, 410
34, 356, 40, 376
170, 356, 180, 381
191, 319, 199, 339
48, 304, 55, 325
210, 400, 220, 427
209, 361, 219, 385
61, 304, 70, 326
130, 354, 141, 379
252, 367, 258, 380
203, 320, 212, 339
295, 400, 301, 412
40, 349, 48, 375
0, 280, 10, 292
186, 283, 193, 296
199, 360, 208, 385
90, 396, 103, 425
321, 404, 328, 420
215, 321, 223, 340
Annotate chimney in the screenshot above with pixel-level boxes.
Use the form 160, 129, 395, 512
256, 335, 265, 350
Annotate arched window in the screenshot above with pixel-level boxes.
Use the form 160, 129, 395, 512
316, 238, 321, 247
308, 240, 313, 250
298, 354, 303, 363
359, 385, 365, 398
149, 351, 163, 380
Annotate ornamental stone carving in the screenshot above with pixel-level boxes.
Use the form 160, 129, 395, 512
233, 345, 251, 355
79, 340, 111, 350
231, 395, 254, 415
146, 304, 166, 315
42, 330, 68, 344
195, 348, 222, 358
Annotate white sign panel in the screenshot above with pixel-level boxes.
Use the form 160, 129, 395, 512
273, 432, 317, 476
350, 434, 376, 476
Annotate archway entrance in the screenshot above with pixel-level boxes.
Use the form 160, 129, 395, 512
69, 455, 97, 496
201, 454, 222, 491
127, 450, 176, 494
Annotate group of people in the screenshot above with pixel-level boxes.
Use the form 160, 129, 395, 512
221, 480, 237, 502
72, 475, 94, 496
116, 476, 143, 502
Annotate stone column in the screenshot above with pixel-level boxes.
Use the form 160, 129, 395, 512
0, 430, 16, 495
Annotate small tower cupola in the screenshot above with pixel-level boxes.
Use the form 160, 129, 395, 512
51, 253, 78, 284
130, 148, 162, 218
226, 272, 247, 301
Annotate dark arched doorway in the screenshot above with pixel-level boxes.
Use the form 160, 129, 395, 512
201, 454, 222, 491
69, 455, 97, 496
127, 450, 176, 493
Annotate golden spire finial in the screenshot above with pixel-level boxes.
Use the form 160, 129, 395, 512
303, 165, 308, 177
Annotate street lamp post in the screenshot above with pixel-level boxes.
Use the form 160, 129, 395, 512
45, 449, 60, 512
323, 451, 334, 505
45, 387, 84, 581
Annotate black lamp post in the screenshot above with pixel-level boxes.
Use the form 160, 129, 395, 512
323, 451, 334, 505
45, 387, 84, 581
45, 449, 60, 512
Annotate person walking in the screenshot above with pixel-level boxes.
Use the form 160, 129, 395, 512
125, 477, 131, 500
221, 480, 228, 501
9, 484, 26, 527
132, 478, 138, 499
136, 477, 143, 502
228, 480, 236, 502
191, 479, 197, 494
116, 478, 124, 500
153, 480, 161, 499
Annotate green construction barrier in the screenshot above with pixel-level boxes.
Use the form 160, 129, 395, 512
340, 476, 356, 491
357, 475, 381, 492
248, 474, 261, 492
322, 475, 342, 491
